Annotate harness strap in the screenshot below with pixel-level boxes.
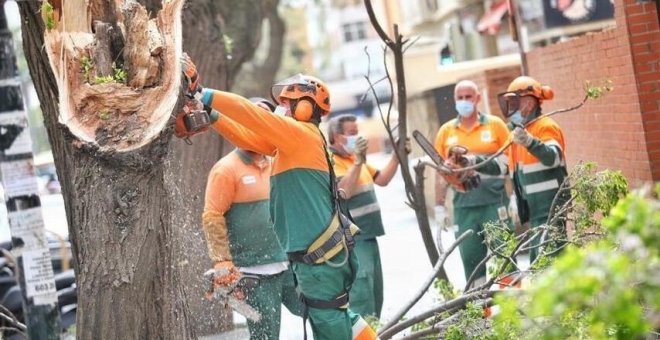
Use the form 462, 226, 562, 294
300, 292, 350, 340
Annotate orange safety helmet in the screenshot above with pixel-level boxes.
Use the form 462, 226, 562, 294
498, 76, 554, 117
506, 76, 554, 101
271, 74, 331, 121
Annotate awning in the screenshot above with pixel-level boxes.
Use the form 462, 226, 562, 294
477, 0, 510, 35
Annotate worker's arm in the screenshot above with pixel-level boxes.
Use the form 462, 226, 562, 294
202, 164, 235, 264
337, 162, 363, 199
526, 125, 564, 167
373, 153, 399, 186
201, 89, 306, 152
212, 113, 276, 156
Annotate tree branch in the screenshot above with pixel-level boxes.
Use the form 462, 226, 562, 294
379, 230, 474, 335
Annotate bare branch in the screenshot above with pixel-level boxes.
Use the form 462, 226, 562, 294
364, 0, 394, 47
379, 291, 498, 339
401, 35, 421, 54
379, 230, 474, 335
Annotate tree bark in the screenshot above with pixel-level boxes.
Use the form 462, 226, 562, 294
18, 0, 194, 338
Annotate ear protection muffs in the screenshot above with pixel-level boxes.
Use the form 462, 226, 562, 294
293, 99, 314, 122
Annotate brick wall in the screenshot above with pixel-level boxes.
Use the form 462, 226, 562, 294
526, 0, 660, 185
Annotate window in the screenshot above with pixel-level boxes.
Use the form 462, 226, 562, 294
342, 22, 368, 43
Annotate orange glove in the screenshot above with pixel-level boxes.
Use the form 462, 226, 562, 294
181, 52, 201, 96
211, 261, 241, 290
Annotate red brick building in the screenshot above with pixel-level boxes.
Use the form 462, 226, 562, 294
526, 0, 660, 185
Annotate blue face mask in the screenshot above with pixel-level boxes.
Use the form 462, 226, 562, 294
344, 135, 358, 153
455, 100, 475, 118
509, 111, 524, 125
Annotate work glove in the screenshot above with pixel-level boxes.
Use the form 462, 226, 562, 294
512, 127, 534, 148
354, 136, 369, 165
181, 52, 201, 97
210, 261, 242, 292
508, 194, 520, 227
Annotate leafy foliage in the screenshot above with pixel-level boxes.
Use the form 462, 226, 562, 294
490, 187, 659, 339
584, 80, 613, 100
40, 1, 56, 30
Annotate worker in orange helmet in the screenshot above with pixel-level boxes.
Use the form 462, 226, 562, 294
495, 76, 570, 263
179, 56, 377, 340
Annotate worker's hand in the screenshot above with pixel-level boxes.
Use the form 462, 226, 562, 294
354, 136, 369, 165
181, 52, 201, 96
211, 261, 241, 290
512, 127, 534, 147
434, 205, 450, 231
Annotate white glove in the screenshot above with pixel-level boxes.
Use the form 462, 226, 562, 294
512, 127, 534, 147
508, 194, 520, 226
354, 136, 369, 164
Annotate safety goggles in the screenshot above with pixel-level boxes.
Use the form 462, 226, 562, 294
270, 74, 317, 104
497, 85, 536, 118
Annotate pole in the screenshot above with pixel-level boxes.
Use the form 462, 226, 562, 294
509, 0, 529, 75
0, 1, 62, 338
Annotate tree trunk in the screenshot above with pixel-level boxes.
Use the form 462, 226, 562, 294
18, 0, 194, 338
20, 0, 282, 337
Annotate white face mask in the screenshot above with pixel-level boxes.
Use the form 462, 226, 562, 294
274, 105, 287, 117
344, 135, 359, 153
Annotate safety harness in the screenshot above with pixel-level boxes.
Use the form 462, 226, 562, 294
288, 128, 360, 339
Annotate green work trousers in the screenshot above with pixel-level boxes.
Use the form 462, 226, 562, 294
454, 202, 510, 281
244, 268, 303, 340
291, 250, 362, 340
349, 238, 383, 319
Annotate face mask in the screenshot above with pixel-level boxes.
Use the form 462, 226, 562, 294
455, 100, 475, 118
509, 111, 524, 125
344, 135, 358, 153
274, 105, 287, 117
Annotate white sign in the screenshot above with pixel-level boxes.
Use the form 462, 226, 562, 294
22, 249, 58, 305
7, 208, 47, 250
0, 159, 39, 197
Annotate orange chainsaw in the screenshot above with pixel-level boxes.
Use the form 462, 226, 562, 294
412, 130, 481, 193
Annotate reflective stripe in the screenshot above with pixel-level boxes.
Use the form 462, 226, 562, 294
352, 316, 379, 340
349, 202, 381, 218
521, 162, 556, 174
525, 179, 559, 194
479, 173, 505, 179
352, 183, 374, 196
497, 154, 509, 175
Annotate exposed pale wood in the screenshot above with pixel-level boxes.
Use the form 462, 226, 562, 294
122, 1, 161, 88
61, 0, 90, 33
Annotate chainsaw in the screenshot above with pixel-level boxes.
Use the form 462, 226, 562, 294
174, 96, 212, 144
412, 130, 481, 193
204, 268, 262, 322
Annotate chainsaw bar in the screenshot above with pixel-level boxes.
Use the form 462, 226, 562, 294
204, 269, 262, 322
412, 130, 453, 174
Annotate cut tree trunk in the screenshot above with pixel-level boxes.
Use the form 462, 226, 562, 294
20, 0, 279, 336
18, 0, 194, 338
